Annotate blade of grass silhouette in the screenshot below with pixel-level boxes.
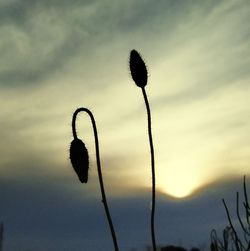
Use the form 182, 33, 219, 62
71, 107, 119, 251
129, 49, 157, 251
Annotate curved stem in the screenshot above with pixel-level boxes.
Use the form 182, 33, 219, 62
72, 108, 119, 251
141, 87, 157, 251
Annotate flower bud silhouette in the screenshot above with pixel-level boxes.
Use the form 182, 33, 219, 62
129, 49, 157, 251
129, 49, 148, 87
70, 107, 119, 251
70, 138, 89, 183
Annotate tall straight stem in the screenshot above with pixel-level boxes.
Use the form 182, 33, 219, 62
141, 88, 157, 251
72, 108, 119, 251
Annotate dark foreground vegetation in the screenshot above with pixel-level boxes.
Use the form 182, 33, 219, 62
210, 176, 250, 251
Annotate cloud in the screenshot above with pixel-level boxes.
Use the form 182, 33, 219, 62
2, 0, 237, 87
0, 0, 171, 86
0, 174, 246, 250
0, 3, 88, 86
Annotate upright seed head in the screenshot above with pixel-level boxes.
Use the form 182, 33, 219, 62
69, 138, 89, 183
129, 49, 148, 88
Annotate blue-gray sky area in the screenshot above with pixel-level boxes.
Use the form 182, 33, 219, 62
0, 0, 250, 250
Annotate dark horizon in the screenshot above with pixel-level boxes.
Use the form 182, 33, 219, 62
0, 176, 248, 250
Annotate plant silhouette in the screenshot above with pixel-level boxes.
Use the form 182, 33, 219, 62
161, 245, 188, 251
70, 107, 119, 251
129, 49, 157, 251
210, 176, 250, 251
0, 222, 3, 251
70, 136, 89, 183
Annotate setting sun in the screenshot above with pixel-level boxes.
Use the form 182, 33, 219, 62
155, 152, 214, 199
157, 165, 201, 199
158, 177, 196, 199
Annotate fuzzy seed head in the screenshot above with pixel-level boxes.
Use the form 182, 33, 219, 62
70, 138, 89, 183
129, 49, 148, 88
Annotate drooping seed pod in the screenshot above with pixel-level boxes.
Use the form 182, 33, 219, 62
129, 49, 148, 88
70, 138, 89, 183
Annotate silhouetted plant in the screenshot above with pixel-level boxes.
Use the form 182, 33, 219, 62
0, 222, 3, 251
190, 248, 201, 251
210, 227, 233, 251
70, 107, 119, 251
160, 245, 200, 251
210, 176, 250, 251
129, 49, 157, 251
161, 245, 188, 251
70, 137, 89, 183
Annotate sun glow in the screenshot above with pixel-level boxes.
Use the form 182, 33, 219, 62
158, 175, 198, 199
156, 156, 210, 199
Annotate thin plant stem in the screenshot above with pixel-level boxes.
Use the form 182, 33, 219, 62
243, 176, 250, 225
236, 192, 250, 238
141, 87, 157, 251
222, 199, 242, 251
72, 107, 119, 251
0, 222, 3, 251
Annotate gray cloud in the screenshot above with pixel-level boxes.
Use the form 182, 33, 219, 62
0, 0, 104, 86
1, 0, 238, 87
0, 8, 87, 85
0, 173, 246, 250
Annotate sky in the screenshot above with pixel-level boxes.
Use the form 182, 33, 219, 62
0, 0, 250, 250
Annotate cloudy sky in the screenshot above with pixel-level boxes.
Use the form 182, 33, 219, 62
0, 0, 250, 250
